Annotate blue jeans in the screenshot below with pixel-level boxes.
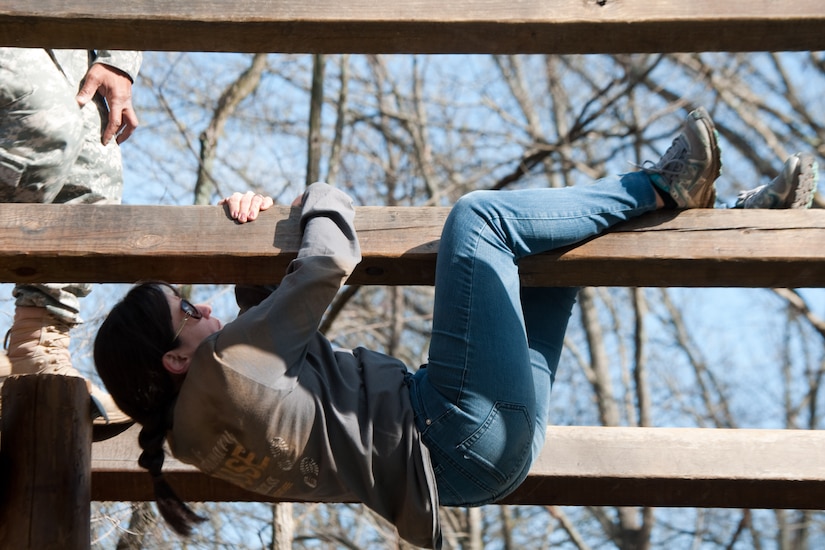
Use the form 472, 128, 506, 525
408, 172, 659, 506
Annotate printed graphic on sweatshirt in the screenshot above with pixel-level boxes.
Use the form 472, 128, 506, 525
198, 430, 319, 497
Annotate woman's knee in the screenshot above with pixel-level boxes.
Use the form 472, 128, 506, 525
447, 191, 500, 234
452, 190, 494, 215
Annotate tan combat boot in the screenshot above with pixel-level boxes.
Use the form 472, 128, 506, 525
7, 306, 132, 436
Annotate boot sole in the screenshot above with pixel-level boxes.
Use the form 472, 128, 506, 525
680, 107, 722, 208
789, 153, 819, 209
695, 114, 722, 208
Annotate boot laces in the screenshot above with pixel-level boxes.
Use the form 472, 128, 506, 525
640, 136, 691, 183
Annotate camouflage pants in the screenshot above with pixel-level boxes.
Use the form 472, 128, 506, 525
0, 48, 124, 324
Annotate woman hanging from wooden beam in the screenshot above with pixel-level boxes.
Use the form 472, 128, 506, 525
92, 107, 817, 549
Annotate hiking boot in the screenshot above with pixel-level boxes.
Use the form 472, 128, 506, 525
6, 306, 133, 437
734, 153, 819, 209
643, 107, 722, 208
7, 306, 73, 376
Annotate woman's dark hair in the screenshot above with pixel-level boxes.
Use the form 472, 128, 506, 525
94, 282, 206, 535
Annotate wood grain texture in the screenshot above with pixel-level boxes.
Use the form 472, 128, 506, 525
0, 0, 822, 53
0, 204, 822, 287
91, 424, 825, 509
0, 376, 92, 549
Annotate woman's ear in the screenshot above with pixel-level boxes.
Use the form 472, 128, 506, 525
162, 350, 191, 375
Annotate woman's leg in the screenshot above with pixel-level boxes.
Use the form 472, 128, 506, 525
410, 172, 659, 505
410, 107, 720, 506
519, 285, 578, 459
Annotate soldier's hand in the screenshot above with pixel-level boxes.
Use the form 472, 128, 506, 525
76, 63, 139, 145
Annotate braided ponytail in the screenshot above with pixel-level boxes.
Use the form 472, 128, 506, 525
138, 412, 205, 535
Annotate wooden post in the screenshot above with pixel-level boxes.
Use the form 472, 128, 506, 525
0, 375, 92, 550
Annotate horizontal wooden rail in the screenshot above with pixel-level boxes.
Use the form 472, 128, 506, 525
92, 424, 825, 509
0, 1, 823, 54
0, 204, 823, 288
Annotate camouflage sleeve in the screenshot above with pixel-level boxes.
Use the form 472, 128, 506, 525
92, 51, 142, 82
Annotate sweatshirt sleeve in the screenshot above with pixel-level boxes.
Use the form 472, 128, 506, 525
92, 51, 143, 82
212, 182, 361, 379
295, 181, 362, 272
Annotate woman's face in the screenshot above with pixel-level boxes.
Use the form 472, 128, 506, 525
165, 293, 223, 353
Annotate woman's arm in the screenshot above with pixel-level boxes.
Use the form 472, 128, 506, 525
214, 183, 361, 375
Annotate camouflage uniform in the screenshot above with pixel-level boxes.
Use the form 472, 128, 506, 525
0, 48, 142, 324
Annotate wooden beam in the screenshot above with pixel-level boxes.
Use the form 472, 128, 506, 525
0, 376, 92, 549
0, 204, 822, 288
91, 424, 825, 510
0, 0, 823, 54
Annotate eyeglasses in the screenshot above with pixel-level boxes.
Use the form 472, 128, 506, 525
151, 283, 203, 341
172, 298, 203, 341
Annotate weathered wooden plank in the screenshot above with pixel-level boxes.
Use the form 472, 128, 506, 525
0, 0, 823, 53
0, 204, 822, 288
0, 376, 92, 549
91, 424, 825, 509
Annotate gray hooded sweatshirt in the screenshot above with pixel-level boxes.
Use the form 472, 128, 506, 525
169, 182, 442, 548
